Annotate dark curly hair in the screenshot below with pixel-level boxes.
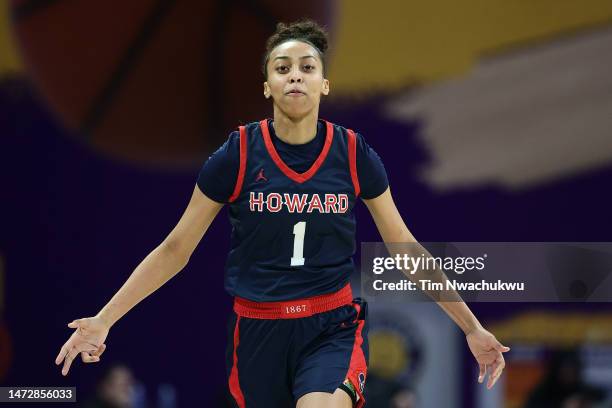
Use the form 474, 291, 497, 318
262, 19, 329, 79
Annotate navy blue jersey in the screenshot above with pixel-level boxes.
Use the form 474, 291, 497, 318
198, 119, 388, 302
198, 121, 388, 202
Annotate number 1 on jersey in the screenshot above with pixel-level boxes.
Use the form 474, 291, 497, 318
291, 221, 306, 266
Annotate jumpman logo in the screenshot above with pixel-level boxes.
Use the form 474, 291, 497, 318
256, 168, 268, 182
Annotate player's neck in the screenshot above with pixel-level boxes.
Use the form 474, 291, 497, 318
272, 108, 319, 145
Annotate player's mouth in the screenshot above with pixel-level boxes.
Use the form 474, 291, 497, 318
285, 89, 306, 97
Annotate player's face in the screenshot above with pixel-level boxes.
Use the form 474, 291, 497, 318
264, 40, 329, 119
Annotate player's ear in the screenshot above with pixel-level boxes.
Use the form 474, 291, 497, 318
263, 82, 271, 99
321, 78, 330, 96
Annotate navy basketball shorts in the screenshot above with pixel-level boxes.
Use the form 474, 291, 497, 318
225, 284, 368, 408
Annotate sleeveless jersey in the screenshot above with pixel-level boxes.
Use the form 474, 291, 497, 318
225, 119, 362, 302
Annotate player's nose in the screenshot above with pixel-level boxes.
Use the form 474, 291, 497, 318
289, 68, 303, 83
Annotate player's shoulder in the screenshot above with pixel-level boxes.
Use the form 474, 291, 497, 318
220, 121, 260, 150
238, 119, 266, 135
206, 127, 241, 160
324, 120, 368, 146
220, 129, 240, 150
326, 120, 349, 135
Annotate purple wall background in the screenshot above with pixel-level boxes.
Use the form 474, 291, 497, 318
2, 76, 612, 406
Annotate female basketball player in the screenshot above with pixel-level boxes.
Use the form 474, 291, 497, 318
56, 20, 509, 408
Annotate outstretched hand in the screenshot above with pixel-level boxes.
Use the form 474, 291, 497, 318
466, 327, 510, 389
55, 316, 110, 376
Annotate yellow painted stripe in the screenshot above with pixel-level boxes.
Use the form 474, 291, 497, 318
0, 1, 23, 76
489, 312, 612, 346
329, 0, 612, 92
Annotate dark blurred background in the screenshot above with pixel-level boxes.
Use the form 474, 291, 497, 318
2, 1, 612, 407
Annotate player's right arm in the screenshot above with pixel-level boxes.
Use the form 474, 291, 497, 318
55, 186, 223, 375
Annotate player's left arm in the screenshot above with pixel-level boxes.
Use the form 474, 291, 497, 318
363, 187, 510, 389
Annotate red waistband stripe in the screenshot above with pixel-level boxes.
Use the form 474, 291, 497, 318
233, 284, 353, 319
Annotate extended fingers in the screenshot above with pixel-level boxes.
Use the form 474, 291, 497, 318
56, 320, 87, 365
61, 342, 98, 375
62, 347, 78, 376
55, 343, 71, 365
486, 355, 506, 389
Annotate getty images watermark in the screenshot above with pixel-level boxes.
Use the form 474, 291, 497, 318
361, 243, 612, 302
371, 252, 524, 292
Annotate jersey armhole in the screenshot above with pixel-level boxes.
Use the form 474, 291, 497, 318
228, 126, 247, 203
347, 129, 361, 197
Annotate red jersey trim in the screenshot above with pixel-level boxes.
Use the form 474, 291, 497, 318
233, 284, 353, 319
228, 126, 247, 203
346, 303, 367, 408
228, 316, 245, 408
347, 129, 361, 197
259, 119, 334, 184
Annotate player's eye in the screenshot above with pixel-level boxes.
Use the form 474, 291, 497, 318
303, 64, 315, 71
276, 65, 289, 73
